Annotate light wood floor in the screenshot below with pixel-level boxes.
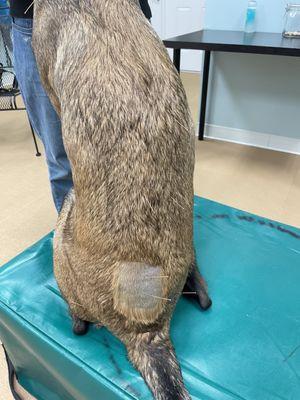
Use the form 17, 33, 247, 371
1, 73, 300, 399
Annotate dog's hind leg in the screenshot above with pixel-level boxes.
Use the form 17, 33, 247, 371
71, 314, 90, 336
183, 260, 212, 310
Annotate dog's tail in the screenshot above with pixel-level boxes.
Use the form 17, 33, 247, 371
113, 261, 191, 399
126, 331, 191, 400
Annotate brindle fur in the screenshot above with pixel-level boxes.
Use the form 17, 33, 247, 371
32, 1, 211, 399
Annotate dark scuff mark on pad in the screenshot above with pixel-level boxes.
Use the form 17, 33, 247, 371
109, 354, 122, 376
102, 335, 122, 375
241, 216, 300, 239
102, 336, 141, 397
284, 344, 300, 362
238, 216, 255, 222
212, 214, 230, 219
277, 226, 300, 240
197, 214, 229, 220
239, 215, 300, 239
102, 336, 110, 349
124, 384, 142, 398
197, 212, 300, 240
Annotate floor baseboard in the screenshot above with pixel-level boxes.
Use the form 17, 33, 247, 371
200, 124, 300, 155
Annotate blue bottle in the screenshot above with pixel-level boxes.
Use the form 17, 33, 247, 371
245, 0, 257, 34
0, 0, 10, 17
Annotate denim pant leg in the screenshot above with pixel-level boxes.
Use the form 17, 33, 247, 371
12, 18, 73, 212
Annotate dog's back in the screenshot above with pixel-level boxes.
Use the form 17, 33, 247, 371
33, 1, 195, 399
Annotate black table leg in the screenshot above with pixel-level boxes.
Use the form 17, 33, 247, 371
198, 50, 211, 141
173, 48, 181, 72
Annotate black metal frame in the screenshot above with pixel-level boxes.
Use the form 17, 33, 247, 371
173, 47, 210, 141
0, 22, 41, 156
199, 50, 210, 141
3, 345, 23, 400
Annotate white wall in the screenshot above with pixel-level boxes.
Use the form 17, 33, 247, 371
149, 0, 205, 72
204, 0, 300, 153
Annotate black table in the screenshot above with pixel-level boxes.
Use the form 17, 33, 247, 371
163, 30, 300, 140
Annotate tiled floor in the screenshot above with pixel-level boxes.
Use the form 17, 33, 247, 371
1, 72, 300, 399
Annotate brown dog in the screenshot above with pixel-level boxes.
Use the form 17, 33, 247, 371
33, 1, 211, 399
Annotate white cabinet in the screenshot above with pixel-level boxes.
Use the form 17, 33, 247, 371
149, 0, 205, 72
149, 0, 164, 37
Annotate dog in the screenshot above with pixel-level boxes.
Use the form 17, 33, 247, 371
33, 1, 211, 398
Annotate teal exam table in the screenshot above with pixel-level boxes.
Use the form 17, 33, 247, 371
0, 197, 299, 400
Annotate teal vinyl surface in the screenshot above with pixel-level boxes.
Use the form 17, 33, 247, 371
0, 197, 300, 400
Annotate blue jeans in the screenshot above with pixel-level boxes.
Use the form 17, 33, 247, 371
12, 18, 73, 212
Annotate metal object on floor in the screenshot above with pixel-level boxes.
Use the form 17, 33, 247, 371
3, 346, 23, 400
0, 17, 41, 157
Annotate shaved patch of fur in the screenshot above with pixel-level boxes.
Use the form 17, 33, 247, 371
113, 262, 168, 324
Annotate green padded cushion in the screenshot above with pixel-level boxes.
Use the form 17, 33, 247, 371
0, 197, 300, 400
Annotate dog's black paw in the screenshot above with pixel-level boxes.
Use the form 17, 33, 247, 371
72, 316, 89, 336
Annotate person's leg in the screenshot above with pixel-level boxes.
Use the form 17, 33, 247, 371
12, 18, 73, 212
